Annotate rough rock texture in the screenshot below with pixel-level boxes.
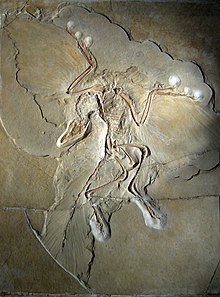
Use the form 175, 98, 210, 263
0, 1, 219, 296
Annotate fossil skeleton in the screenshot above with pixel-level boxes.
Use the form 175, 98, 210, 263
1, 5, 220, 291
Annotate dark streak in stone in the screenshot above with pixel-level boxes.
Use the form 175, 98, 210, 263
61, 207, 76, 250
33, 95, 57, 127
184, 169, 200, 181
86, 234, 95, 283
206, 258, 220, 294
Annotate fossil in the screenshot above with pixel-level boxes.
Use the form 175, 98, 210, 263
1, 4, 220, 291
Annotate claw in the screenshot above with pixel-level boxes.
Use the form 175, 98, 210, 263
89, 204, 110, 242
66, 20, 75, 32
84, 36, 93, 48
75, 31, 82, 40
168, 75, 181, 88
132, 196, 167, 230
184, 86, 192, 96
193, 89, 204, 101
56, 119, 90, 148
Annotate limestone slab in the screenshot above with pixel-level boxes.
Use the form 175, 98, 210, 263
1, 198, 219, 295
0, 125, 57, 209
0, 1, 220, 295
0, 210, 86, 294
106, 2, 220, 111
89, 197, 220, 295
208, 260, 220, 294
148, 166, 220, 200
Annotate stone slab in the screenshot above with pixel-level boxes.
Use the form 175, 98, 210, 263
1, 198, 218, 295
208, 260, 220, 294
0, 125, 57, 209
0, 210, 86, 294
0, 1, 220, 296
102, 1, 220, 111
89, 197, 220, 295
148, 166, 220, 200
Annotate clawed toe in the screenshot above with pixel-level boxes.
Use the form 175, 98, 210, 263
89, 204, 110, 242
132, 196, 167, 230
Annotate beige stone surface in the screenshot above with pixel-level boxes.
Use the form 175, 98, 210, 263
0, 1, 220, 296
0, 199, 219, 295
148, 166, 220, 200
93, 1, 220, 110
2, 1, 220, 115
0, 125, 56, 209
208, 260, 220, 295
89, 197, 220, 295
0, 210, 86, 294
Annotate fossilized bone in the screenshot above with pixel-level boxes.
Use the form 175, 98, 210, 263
1, 5, 220, 291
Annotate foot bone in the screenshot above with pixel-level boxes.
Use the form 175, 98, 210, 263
132, 196, 167, 230
89, 204, 110, 242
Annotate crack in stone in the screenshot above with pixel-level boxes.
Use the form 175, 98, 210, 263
16, 0, 29, 15
13, 39, 29, 93
24, 210, 95, 292
32, 95, 46, 121
1, 0, 29, 28
86, 193, 220, 201
32, 95, 57, 127
1, 7, 219, 293
4, 27, 57, 128
57, 201, 96, 284
61, 207, 76, 250
0, 252, 12, 268
86, 234, 95, 284
0, 206, 47, 212
160, 149, 220, 170
206, 258, 220, 294
181, 169, 201, 181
